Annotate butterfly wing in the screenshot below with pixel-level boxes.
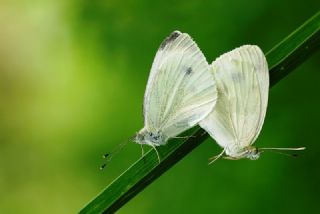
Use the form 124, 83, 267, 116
199, 45, 269, 150
143, 31, 217, 142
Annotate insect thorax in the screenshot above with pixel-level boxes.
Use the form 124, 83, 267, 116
134, 128, 166, 146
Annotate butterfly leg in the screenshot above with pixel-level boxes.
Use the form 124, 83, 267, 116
140, 144, 147, 163
208, 149, 225, 165
200, 131, 207, 137
150, 144, 161, 164
140, 144, 145, 157
222, 156, 240, 160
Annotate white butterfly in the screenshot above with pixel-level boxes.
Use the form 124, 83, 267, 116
134, 31, 218, 160
199, 45, 304, 163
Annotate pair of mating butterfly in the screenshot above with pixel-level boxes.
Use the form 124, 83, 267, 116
105, 31, 304, 167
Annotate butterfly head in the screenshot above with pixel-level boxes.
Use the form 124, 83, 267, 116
134, 128, 166, 146
244, 146, 261, 160
224, 145, 261, 160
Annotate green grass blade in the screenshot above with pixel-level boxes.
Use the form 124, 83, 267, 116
267, 11, 320, 86
79, 11, 320, 214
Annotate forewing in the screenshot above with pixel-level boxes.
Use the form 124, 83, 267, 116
144, 31, 217, 140
199, 45, 269, 149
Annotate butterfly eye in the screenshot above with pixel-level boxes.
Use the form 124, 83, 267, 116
137, 134, 144, 141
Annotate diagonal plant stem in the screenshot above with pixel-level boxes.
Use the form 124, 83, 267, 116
79, 11, 320, 214
267, 11, 320, 86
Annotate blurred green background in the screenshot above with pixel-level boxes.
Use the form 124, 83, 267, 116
0, 0, 319, 213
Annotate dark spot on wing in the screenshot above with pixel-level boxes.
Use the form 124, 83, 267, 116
103, 153, 109, 159
160, 31, 181, 50
186, 67, 192, 75
100, 163, 106, 170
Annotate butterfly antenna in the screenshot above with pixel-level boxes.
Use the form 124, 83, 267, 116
208, 149, 225, 165
261, 150, 298, 158
99, 137, 132, 170
259, 147, 306, 151
259, 147, 306, 158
